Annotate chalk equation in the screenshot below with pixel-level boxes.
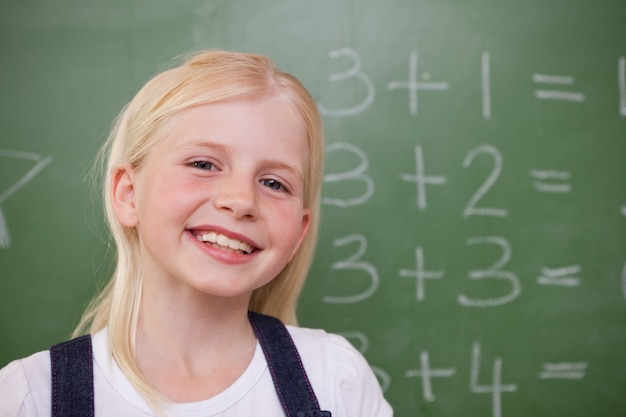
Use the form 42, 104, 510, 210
342, 332, 587, 417
406, 342, 586, 417
323, 142, 574, 215
0, 149, 52, 249
320, 140, 625, 306
317, 48, 626, 119
322, 232, 586, 307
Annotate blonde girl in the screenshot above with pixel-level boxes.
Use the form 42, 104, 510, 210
0, 49, 393, 417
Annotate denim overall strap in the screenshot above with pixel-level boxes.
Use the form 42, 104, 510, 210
50, 335, 95, 417
249, 311, 331, 417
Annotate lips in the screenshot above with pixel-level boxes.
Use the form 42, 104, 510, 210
194, 231, 254, 255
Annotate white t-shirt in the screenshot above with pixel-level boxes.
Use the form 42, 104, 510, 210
0, 326, 393, 417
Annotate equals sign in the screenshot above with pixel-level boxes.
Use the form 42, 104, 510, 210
537, 265, 581, 287
530, 170, 572, 193
540, 362, 587, 380
532, 74, 585, 102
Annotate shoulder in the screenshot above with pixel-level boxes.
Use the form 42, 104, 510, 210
0, 349, 51, 416
286, 326, 393, 417
287, 326, 369, 374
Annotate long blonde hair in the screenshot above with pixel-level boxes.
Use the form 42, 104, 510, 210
73, 49, 324, 408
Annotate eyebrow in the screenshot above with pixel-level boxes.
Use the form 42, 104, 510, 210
259, 159, 304, 182
180, 141, 228, 154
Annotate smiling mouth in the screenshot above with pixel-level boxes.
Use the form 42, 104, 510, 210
195, 231, 254, 255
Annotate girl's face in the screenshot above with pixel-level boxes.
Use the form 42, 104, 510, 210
112, 95, 311, 304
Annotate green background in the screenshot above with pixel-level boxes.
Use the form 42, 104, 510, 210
1, 1, 625, 416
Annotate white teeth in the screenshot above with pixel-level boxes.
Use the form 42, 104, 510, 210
216, 235, 229, 247
196, 232, 253, 254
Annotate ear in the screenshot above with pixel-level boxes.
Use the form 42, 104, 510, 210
111, 164, 139, 227
288, 208, 312, 261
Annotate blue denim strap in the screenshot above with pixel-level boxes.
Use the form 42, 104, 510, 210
49, 316, 330, 417
50, 335, 95, 417
249, 311, 331, 417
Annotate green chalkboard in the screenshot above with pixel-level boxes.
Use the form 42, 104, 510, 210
1, 1, 625, 416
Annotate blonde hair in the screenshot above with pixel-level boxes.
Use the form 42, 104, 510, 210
73, 50, 324, 408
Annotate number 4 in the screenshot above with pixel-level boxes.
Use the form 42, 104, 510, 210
470, 341, 517, 417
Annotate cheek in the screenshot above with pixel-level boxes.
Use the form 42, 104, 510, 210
136, 175, 202, 225
276, 206, 308, 248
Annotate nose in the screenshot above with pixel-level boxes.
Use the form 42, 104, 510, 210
213, 174, 258, 220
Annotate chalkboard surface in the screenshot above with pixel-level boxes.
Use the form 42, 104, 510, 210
1, 1, 625, 416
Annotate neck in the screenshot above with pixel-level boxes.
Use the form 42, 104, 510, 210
138, 281, 254, 356
134, 281, 257, 402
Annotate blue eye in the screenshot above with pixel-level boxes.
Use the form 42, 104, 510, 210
192, 160, 214, 170
261, 178, 286, 192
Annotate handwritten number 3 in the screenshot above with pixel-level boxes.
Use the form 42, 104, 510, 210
458, 236, 521, 307
318, 48, 376, 117
323, 234, 379, 304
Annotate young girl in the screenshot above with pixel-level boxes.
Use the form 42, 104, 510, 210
0, 50, 393, 416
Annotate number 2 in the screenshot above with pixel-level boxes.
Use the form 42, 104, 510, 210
463, 145, 508, 218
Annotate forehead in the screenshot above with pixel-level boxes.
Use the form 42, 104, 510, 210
154, 95, 309, 166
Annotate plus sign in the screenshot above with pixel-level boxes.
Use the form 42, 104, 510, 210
387, 49, 449, 115
398, 246, 444, 301
399, 145, 447, 210
405, 351, 456, 402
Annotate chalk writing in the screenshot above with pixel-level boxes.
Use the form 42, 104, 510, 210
463, 145, 508, 218
399, 145, 447, 211
530, 169, 572, 193
319, 139, 624, 314
387, 50, 450, 116
373, 366, 392, 392
398, 246, 444, 301
539, 362, 587, 380
323, 234, 379, 304
0, 149, 53, 249
482, 51, 492, 120
323, 142, 374, 207
323, 233, 613, 306
532, 73, 585, 102
617, 56, 626, 117
318, 48, 375, 117
458, 236, 521, 307
537, 265, 582, 287
316, 47, 625, 120
396, 343, 593, 412
394, 342, 596, 412
470, 341, 517, 417
405, 351, 456, 402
